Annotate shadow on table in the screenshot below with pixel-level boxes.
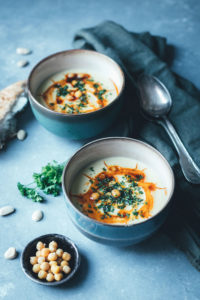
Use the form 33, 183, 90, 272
49, 252, 89, 290
121, 230, 174, 255
17, 104, 35, 129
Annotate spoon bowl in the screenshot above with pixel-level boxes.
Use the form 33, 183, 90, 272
138, 75, 172, 117
138, 74, 200, 184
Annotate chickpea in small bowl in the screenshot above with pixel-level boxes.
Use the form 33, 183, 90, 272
21, 234, 80, 285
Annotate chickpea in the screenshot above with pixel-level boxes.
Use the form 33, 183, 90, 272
49, 261, 57, 267
63, 265, 71, 274
111, 189, 121, 198
41, 248, 50, 258
46, 273, 54, 282
60, 260, 68, 268
36, 241, 45, 251
62, 252, 71, 261
56, 248, 64, 257
85, 83, 94, 92
36, 251, 41, 257
109, 180, 116, 186
90, 192, 100, 201
75, 90, 82, 98
66, 94, 73, 101
72, 80, 77, 86
49, 241, 58, 250
51, 265, 61, 274
38, 270, 47, 279
49, 245, 57, 253
48, 252, 57, 261
30, 240, 73, 282
32, 264, 40, 273
99, 173, 105, 180
37, 256, 45, 264
40, 262, 50, 271
110, 166, 117, 172
77, 73, 84, 79
30, 256, 38, 265
67, 73, 74, 78
89, 87, 95, 93
54, 273, 63, 281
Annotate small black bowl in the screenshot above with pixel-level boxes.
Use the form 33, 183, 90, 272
21, 233, 80, 286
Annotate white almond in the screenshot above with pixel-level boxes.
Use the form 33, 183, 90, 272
0, 205, 15, 216
4, 247, 17, 259
16, 47, 31, 55
32, 210, 43, 222
17, 129, 27, 141
17, 60, 29, 68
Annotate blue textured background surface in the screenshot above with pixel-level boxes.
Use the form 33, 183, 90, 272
0, 0, 200, 299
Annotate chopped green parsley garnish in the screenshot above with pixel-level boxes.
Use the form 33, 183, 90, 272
88, 172, 145, 217
136, 175, 144, 181
74, 81, 85, 91
57, 85, 69, 97
96, 89, 106, 100
133, 211, 139, 216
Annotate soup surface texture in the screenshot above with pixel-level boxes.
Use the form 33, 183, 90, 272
70, 157, 167, 225
37, 69, 118, 114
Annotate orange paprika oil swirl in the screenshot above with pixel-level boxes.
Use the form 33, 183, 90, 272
41, 73, 118, 114
71, 163, 163, 224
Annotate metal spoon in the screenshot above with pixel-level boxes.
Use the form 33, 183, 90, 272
138, 74, 200, 184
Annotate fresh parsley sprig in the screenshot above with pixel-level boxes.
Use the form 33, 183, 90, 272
17, 161, 65, 202
17, 183, 44, 203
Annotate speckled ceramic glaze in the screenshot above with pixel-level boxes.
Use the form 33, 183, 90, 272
62, 137, 175, 246
27, 50, 125, 139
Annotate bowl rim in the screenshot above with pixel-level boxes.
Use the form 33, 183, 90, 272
62, 137, 175, 228
27, 49, 125, 118
20, 233, 80, 286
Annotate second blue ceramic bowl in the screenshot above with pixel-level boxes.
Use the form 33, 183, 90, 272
62, 137, 175, 246
27, 49, 125, 140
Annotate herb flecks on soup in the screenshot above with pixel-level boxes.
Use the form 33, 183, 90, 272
71, 162, 163, 224
39, 71, 118, 114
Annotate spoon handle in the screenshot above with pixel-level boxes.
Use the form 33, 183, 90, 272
157, 116, 200, 184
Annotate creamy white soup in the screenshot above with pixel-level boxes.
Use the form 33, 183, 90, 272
37, 69, 118, 114
70, 157, 168, 225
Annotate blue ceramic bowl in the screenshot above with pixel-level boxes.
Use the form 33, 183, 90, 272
62, 137, 175, 246
27, 49, 125, 140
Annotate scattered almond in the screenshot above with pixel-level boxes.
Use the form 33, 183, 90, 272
0, 205, 15, 216
32, 210, 43, 222
4, 247, 17, 259
17, 60, 29, 68
16, 48, 31, 55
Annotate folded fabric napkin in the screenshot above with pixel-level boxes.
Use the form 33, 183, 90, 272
73, 21, 200, 270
